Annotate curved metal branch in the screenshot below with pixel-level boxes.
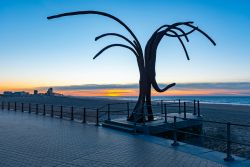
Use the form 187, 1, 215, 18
185, 23, 216, 46
152, 22, 194, 37
152, 79, 176, 92
149, 22, 215, 62
166, 27, 197, 42
155, 22, 194, 33
93, 44, 139, 59
95, 33, 138, 52
167, 27, 189, 42
167, 29, 190, 60
47, 10, 143, 54
133, 40, 143, 56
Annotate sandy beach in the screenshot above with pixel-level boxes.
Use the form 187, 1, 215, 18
1, 95, 250, 158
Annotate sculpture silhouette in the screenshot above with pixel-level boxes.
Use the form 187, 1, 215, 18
47, 11, 216, 122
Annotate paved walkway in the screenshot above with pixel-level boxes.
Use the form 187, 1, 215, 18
0, 110, 249, 167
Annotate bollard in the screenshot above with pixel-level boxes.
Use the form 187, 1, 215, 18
224, 122, 234, 161
107, 104, 110, 121
51, 105, 54, 117
164, 104, 167, 123
60, 106, 63, 118
21, 103, 24, 112
43, 104, 46, 115
8, 102, 10, 110
96, 109, 99, 126
193, 100, 196, 115
178, 99, 181, 114
184, 102, 186, 119
14, 102, 17, 111
161, 100, 163, 114
127, 102, 130, 119
171, 116, 179, 146
198, 100, 201, 117
82, 108, 86, 123
71, 106, 74, 120
1, 101, 4, 110
29, 103, 31, 113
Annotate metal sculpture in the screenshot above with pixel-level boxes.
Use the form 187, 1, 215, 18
47, 11, 216, 122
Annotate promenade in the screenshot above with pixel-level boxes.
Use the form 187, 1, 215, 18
0, 109, 249, 167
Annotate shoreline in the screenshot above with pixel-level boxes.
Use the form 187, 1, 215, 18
66, 95, 250, 107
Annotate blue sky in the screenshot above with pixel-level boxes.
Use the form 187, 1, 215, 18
0, 0, 250, 94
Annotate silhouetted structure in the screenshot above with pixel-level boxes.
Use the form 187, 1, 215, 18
47, 11, 216, 122
46, 88, 53, 96
34, 90, 38, 95
3, 91, 29, 97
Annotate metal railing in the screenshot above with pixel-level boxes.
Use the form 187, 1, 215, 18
0, 101, 101, 124
0, 99, 198, 128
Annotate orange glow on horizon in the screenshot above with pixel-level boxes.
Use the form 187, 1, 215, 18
61, 89, 138, 97
58, 88, 247, 97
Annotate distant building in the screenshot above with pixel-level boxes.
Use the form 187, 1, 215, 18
3, 91, 13, 96
13, 91, 29, 96
3, 91, 29, 97
34, 90, 38, 95
2, 88, 63, 97
46, 88, 54, 96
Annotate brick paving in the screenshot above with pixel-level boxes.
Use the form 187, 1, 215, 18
0, 110, 248, 167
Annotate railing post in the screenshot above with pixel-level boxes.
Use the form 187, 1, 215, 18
21, 103, 24, 112
29, 103, 31, 113
107, 104, 110, 121
127, 102, 130, 119
71, 106, 74, 120
8, 102, 10, 110
1, 101, 4, 110
36, 104, 38, 114
14, 102, 17, 111
171, 116, 179, 146
193, 100, 196, 115
184, 102, 186, 119
96, 109, 99, 126
164, 104, 167, 123
43, 104, 46, 115
82, 108, 86, 123
224, 122, 234, 161
51, 105, 53, 117
178, 99, 181, 114
161, 100, 163, 114
60, 106, 63, 118
198, 100, 201, 117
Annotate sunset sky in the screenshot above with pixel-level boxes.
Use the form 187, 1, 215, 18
1, 0, 250, 96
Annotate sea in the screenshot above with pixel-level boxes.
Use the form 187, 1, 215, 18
109, 96, 250, 106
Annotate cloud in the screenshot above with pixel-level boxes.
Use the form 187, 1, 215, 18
173, 82, 250, 90
42, 82, 250, 91
51, 84, 139, 90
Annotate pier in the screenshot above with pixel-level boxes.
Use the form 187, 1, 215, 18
103, 113, 203, 134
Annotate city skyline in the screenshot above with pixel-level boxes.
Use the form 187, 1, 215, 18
2, 82, 250, 97
1, 0, 250, 96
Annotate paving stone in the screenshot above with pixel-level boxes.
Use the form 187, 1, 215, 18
0, 110, 240, 167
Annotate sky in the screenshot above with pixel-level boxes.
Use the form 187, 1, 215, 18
1, 0, 250, 96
